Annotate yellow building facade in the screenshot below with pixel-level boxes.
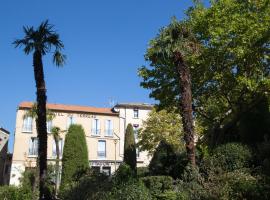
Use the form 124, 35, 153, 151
10, 102, 153, 186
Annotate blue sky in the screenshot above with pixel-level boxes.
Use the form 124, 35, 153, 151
0, 0, 195, 151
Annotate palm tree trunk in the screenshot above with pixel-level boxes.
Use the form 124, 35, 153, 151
55, 137, 60, 195
33, 50, 49, 200
174, 52, 196, 166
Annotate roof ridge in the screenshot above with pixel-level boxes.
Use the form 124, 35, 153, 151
19, 101, 118, 115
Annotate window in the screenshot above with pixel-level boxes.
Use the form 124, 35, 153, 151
52, 139, 64, 158
23, 117, 33, 132
97, 140, 106, 158
133, 124, 139, 139
133, 108, 139, 118
105, 120, 113, 136
92, 166, 100, 173
67, 116, 75, 129
102, 167, 111, 176
29, 137, 38, 156
136, 148, 140, 158
47, 120, 53, 133
92, 119, 100, 135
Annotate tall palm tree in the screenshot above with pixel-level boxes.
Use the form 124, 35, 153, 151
14, 20, 66, 200
51, 126, 64, 196
171, 22, 199, 166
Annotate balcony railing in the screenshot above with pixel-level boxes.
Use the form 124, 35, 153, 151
97, 151, 106, 158
29, 148, 38, 156
23, 125, 32, 133
104, 129, 113, 136
91, 129, 101, 136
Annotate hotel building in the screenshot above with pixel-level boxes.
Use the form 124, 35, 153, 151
10, 102, 153, 186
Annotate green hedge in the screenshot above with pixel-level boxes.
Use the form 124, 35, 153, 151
60, 124, 89, 192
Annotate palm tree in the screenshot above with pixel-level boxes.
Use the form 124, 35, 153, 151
23, 103, 58, 196
51, 126, 64, 196
14, 20, 66, 200
171, 22, 199, 166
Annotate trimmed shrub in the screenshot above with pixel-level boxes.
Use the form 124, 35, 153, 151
141, 176, 173, 198
60, 124, 89, 192
212, 143, 252, 171
124, 123, 137, 173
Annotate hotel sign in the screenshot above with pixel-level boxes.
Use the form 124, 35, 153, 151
52, 112, 96, 119
90, 161, 122, 167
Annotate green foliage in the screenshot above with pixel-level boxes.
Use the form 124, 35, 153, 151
141, 176, 173, 198
212, 143, 252, 172
0, 169, 40, 200
239, 97, 270, 145
0, 186, 34, 200
60, 169, 110, 200
60, 124, 89, 192
105, 180, 153, 200
149, 140, 187, 179
113, 163, 136, 183
138, 109, 184, 154
156, 190, 177, 200
137, 167, 149, 177
139, 0, 270, 147
124, 123, 137, 172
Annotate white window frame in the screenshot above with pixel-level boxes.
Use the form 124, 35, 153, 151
136, 148, 140, 158
22, 116, 33, 133
28, 137, 38, 157
52, 139, 64, 158
133, 108, 139, 119
133, 124, 139, 140
97, 140, 106, 158
91, 119, 101, 136
47, 120, 53, 134
105, 120, 113, 136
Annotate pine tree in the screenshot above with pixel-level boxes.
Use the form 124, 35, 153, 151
123, 124, 137, 173
60, 124, 89, 191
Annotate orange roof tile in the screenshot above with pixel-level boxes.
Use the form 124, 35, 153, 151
19, 102, 118, 116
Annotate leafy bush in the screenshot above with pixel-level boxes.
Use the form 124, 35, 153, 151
156, 190, 178, 200
0, 186, 34, 200
60, 169, 110, 200
137, 167, 149, 177
104, 180, 152, 200
113, 163, 136, 183
149, 140, 187, 179
212, 143, 252, 171
60, 124, 89, 192
141, 176, 173, 198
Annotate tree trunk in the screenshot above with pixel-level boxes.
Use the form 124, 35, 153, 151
174, 52, 196, 166
33, 50, 49, 200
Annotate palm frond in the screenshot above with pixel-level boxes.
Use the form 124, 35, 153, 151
14, 19, 66, 66
23, 103, 37, 119
53, 50, 66, 67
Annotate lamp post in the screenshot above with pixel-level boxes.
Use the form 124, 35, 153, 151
113, 131, 120, 173
114, 139, 117, 173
